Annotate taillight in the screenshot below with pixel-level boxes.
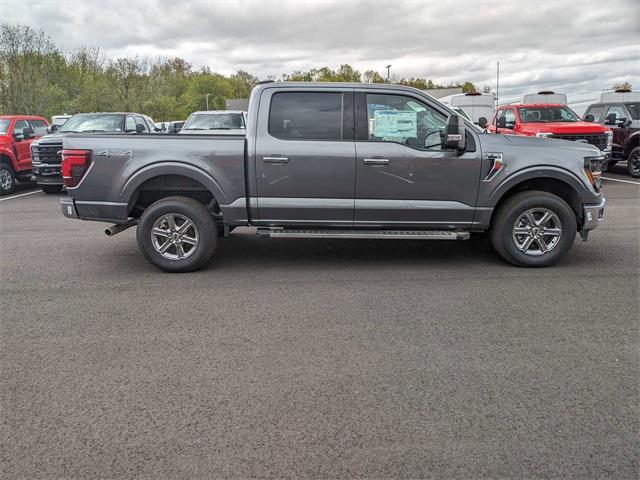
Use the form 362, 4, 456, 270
61, 149, 92, 187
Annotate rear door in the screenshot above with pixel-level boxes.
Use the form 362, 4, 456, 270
254, 88, 356, 226
353, 90, 481, 227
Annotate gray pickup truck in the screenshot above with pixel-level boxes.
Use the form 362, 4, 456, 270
60, 82, 606, 272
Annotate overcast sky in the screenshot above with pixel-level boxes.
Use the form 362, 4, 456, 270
4, 0, 640, 99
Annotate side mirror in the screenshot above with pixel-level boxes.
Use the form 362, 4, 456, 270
22, 127, 35, 140
496, 117, 506, 128
584, 114, 595, 122
604, 114, 617, 125
12, 131, 24, 141
478, 117, 488, 129
135, 123, 145, 134
49, 124, 59, 133
443, 114, 466, 151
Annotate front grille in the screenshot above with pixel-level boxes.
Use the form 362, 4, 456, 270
31, 142, 63, 165
550, 134, 607, 151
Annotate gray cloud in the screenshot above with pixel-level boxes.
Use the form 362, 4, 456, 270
5, 0, 640, 97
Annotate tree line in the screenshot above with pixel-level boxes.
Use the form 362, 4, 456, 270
0, 23, 481, 121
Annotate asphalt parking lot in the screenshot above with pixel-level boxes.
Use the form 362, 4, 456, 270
1, 170, 638, 479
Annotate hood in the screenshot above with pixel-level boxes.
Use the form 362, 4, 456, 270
519, 121, 609, 135
33, 132, 65, 145
501, 133, 602, 156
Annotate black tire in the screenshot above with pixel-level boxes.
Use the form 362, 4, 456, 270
0, 163, 16, 195
490, 190, 577, 267
136, 196, 218, 272
627, 146, 640, 178
40, 184, 63, 194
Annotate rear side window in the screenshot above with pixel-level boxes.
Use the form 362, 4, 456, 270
269, 92, 343, 140
584, 105, 606, 122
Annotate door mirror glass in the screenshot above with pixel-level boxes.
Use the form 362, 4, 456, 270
478, 117, 488, 129
604, 113, 617, 125
497, 116, 507, 128
443, 114, 466, 151
49, 124, 58, 133
584, 114, 595, 122
135, 123, 145, 134
22, 127, 35, 140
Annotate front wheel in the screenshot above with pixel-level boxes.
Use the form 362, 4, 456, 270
136, 196, 218, 272
40, 184, 63, 194
0, 164, 16, 195
627, 147, 640, 178
490, 191, 577, 267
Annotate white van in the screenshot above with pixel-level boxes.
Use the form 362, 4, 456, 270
522, 91, 568, 105
439, 92, 495, 127
600, 89, 640, 103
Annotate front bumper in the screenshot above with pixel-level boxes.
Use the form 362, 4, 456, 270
580, 195, 605, 239
33, 164, 63, 185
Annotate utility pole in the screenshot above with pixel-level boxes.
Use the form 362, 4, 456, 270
496, 61, 500, 109
205, 93, 212, 110
386, 65, 392, 83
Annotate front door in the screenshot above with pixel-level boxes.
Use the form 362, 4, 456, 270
12, 120, 35, 171
353, 91, 482, 227
604, 104, 630, 157
254, 89, 356, 226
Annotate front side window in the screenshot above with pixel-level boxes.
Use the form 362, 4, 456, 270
269, 92, 343, 140
365, 94, 447, 150
584, 105, 606, 122
519, 106, 579, 123
61, 114, 124, 133
134, 116, 149, 132
604, 105, 628, 124
503, 109, 516, 127
29, 119, 48, 136
125, 116, 137, 132
13, 120, 29, 134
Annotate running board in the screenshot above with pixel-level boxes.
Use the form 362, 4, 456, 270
257, 228, 470, 240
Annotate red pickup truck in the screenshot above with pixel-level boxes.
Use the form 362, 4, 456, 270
0, 115, 49, 194
487, 104, 613, 166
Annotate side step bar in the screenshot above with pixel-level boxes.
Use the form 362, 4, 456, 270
257, 228, 470, 240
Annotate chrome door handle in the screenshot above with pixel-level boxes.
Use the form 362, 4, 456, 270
363, 158, 389, 166
263, 156, 289, 164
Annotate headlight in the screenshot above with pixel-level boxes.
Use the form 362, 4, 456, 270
605, 131, 613, 150
584, 156, 603, 191
536, 132, 554, 138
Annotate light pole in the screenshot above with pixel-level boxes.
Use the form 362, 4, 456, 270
385, 64, 392, 83
205, 93, 212, 110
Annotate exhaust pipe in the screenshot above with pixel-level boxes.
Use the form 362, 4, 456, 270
105, 218, 138, 237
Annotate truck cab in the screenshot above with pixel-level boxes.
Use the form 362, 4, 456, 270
487, 103, 613, 164
582, 90, 640, 177
0, 115, 49, 195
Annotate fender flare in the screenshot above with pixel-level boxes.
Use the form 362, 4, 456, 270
488, 166, 595, 206
0, 147, 17, 168
625, 131, 640, 156
120, 161, 227, 208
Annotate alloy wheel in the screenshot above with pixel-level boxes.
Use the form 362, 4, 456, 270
630, 151, 640, 176
151, 213, 199, 260
0, 168, 13, 191
512, 208, 563, 256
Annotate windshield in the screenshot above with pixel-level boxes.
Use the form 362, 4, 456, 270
625, 103, 639, 120
519, 106, 580, 123
183, 113, 245, 130
0, 119, 9, 135
60, 114, 123, 132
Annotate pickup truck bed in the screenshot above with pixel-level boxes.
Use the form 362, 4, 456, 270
60, 82, 606, 272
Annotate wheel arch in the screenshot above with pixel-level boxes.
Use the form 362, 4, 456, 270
489, 170, 590, 228
625, 132, 640, 157
122, 163, 226, 218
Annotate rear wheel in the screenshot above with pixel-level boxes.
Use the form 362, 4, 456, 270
0, 163, 16, 195
136, 196, 218, 272
627, 147, 640, 178
40, 184, 63, 194
490, 191, 577, 267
